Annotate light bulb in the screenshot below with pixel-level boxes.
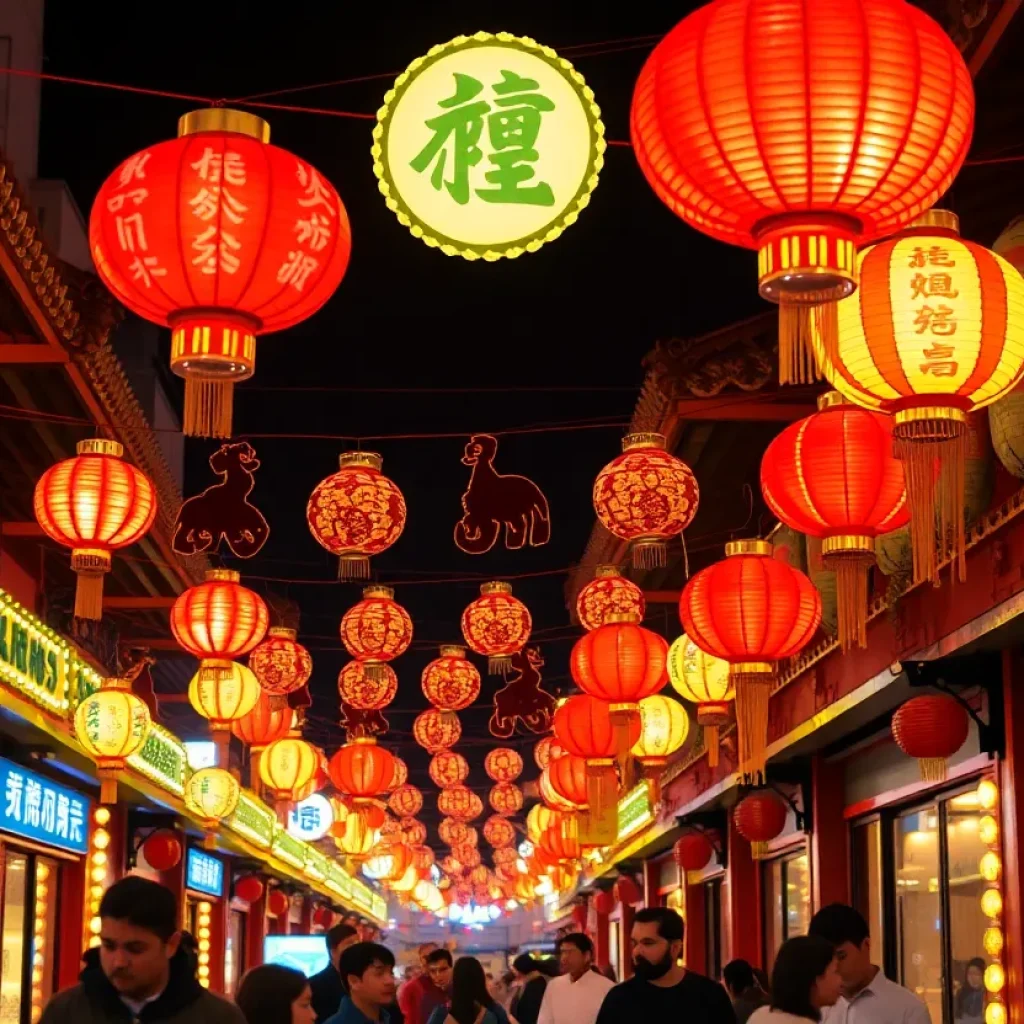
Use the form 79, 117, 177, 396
980, 852, 1002, 882
981, 888, 1003, 919
986, 1002, 1007, 1024
92, 830, 110, 850
985, 963, 1006, 994
978, 779, 998, 811
979, 815, 999, 845
984, 927, 1004, 958
94, 807, 111, 826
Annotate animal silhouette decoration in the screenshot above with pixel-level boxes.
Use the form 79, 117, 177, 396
173, 442, 269, 558
117, 644, 160, 723
340, 700, 389, 740
489, 646, 557, 738
454, 434, 551, 554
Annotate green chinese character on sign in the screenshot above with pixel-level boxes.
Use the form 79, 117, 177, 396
28, 640, 44, 687
11, 623, 27, 674
410, 69, 555, 207
0, 614, 8, 662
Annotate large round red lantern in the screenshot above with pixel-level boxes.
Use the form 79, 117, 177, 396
576, 565, 646, 631
234, 874, 264, 903
484, 748, 524, 783
593, 433, 699, 568
892, 694, 970, 782
548, 753, 589, 810
340, 586, 412, 680
673, 832, 713, 874
90, 110, 349, 437
413, 709, 461, 753
762, 394, 909, 649
34, 439, 157, 620
429, 751, 470, 788
307, 452, 406, 579
489, 782, 524, 816
388, 784, 424, 818
438, 784, 476, 821
538, 767, 579, 813
337, 660, 398, 711
142, 829, 182, 872
267, 889, 291, 919
734, 790, 788, 859
249, 627, 312, 708
461, 582, 532, 675
329, 739, 396, 802
680, 541, 820, 781
631, 0, 974, 385
483, 815, 517, 848
421, 646, 481, 711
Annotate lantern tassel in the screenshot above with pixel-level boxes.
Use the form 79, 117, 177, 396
585, 763, 618, 821
777, 300, 829, 385
751, 840, 769, 860
918, 757, 948, 782
338, 554, 370, 580
734, 672, 773, 784
631, 539, 667, 570
183, 377, 234, 439
74, 572, 105, 620
488, 655, 512, 676
827, 553, 874, 651
99, 776, 118, 805
704, 724, 720, 769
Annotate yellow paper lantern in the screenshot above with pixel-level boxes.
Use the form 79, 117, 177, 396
185, 767, 239, 844
335, 811, 379, 861
259, 734, 319, 823
414, 880, 444, 913
74, 677, 151, 804
391, 865, 420, 893
188, 662, 261, 765
667, 634, 733, 768
632, 694, 690, 769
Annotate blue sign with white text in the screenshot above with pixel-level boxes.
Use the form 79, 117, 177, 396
0, 757, 88, 854
186, 848, 224, 897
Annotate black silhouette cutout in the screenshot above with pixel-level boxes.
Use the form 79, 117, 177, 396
489, 647, 556, 738
341, 700, 389, 740
117, 644, 160, 723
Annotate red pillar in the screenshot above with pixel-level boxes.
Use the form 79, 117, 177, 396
595, 909, 610, 968
246, 885, 268, 969
725, 817, 760, 965
157, 829, 187, 927
684, 882, 706, 972
811, 756, 849, 911
620, 903, 636, 979
58, 854, 85, 989
1001, 650, 1024, 1024
642, 860, 658, 907
299, 895, 314, 934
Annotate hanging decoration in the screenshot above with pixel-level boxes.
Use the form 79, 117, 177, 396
680, 541, 820, 782
666, 634, 733, 769
484, 748, 524, 782
372, 31, 605, 261
674, 832, 713, 875
329, 739, 397, 807
90, 108, 351, 437
592, 433, 698, 568
453, 434, 551, 553
462, 581, 532, 675
34, 439, 157, 620
538, 768, 578, 813
259, 731, 320, 823
816, 210, 1024, 585
631, 0, 974, 385
489, 647, 556, 738
547, 753, 588, 810
733, 789, 788, 860
340, 586, 413, 681
402, 819, 429, 845
533, 736, 566, 770
188, 661, 261, 765
439, 817, 473, 846
338, 661, 398, 711
185, 767, 240, 845
249, 627, 313, 709
891, 694, 970, 781
438, 784, 478, 821
340, 701, 390, 741
413, 709, 462, 753
483, 815, 517, 848
489, 782, 524, 816
142, 830, 183, 872
307, 452, 406, 579
232, 692, 292, 790
334, 810, 380, 861
429, 751, 470, 788
631, 695, 690, 802
576, 565, 645, 630
422, 646, 482, 711
389, 784, 424, 818
389, 757, 409, 791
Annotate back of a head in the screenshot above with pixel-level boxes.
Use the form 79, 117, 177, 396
237, 964, 309, 1024
808, 904, 869, 948
451, 957, 491, 1024
512, 953, 537, 976
634, 906, 685, 943
98, 876, 178, 941
724, 959, 756, 994
770, 936, 836, 1022
339, 942, 396, 990
327, 923, 359, 953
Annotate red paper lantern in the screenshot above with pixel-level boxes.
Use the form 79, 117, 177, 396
734, 790, 788, 859
613, 875, 642, 907
340, 586, 412, 680
892, 695, 970, 782
539, 827, 581, 863
673, 832, 713, 874
337, 660, 398, 711
461, 581, 532, 675
313, 906, 335, 929
402, 819, 428, 846
762, 394, 908, 649
329, 739, 396, 800
483, 815, 517, 848
412, 846, 435, 873
548, 754, 589, 809
484, 748, 524, 783
438, 784, 476, 821
631, 0, 974, 384
489, 782, 524, 816
533, 736, 566, 770
231, 691, 291, 751
593, 433, 699, 568
388, 784, 424, 818
249, 627, 312, 707
142, 829, 182, 872
576, 565, 646, 631
452, 844, 482, 870
389, 757, 409, 791
421, 645, 481, 712
234, 874, 264, 903
429, 751, 470, 788
439, 818, 472, 847
90, 108, 350, 437
306, 451, 406, 579
267, 889, 290, 918
413, 709, 461, 753
34, 439, 157, 620
680, 540, 820, 781
593, 890, 614, 916
538, 767, 579, 814
554, 695, 637, 763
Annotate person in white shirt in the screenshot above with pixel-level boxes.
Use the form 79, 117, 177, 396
537, 933, 613, 1024
809, 904, 931, 1024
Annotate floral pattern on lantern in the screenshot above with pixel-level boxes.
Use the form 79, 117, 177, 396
421, 645, 481, 711
632, 695, 690, 800
337, 660, 398, 710
389, 784, 424, 818
489, 782, 524, 816
576, 564, 646, 630
892, 694, 970, 781
484, 748, 524, 782
439, 818, 472, 846
340, 586, 412, 680
248, 627, 312, 708
188, 660, 261, 764
389, 756, 409, 790
402, 819, 428, 846
429, 751, 470, 788
413, 709, 461, 753
461, 581, 532, 675
483, 815, 517, 848
667, 634, 733, 769
452, 844, 482, 870
438, 784, 476, 821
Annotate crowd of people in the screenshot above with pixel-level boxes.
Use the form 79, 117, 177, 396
39, 875, 939, 1024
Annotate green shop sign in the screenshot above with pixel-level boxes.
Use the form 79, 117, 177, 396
127, 725, 187, 795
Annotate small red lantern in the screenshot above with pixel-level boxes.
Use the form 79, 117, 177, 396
389, 757, 409, 791
329, 739, 396, 801
484, 748, 524, 783
421, 645, 481, 711
892, 695, 970, 782
673, 832, 713, 874
576, 565, 646, 630
267, 889, 290, 918
734, 790, 788, 859
337, 660, 398, 711
142, 829, 182, 872
313, 906, 335, 929
533, 736, 566, 770
402, 819, 428, 846
461, 581, 532, 675
389, 784, 424, 818
593, 890, 614, 916
439, 818, 473, 847
249, 627, 313, 708
429, 751, 470, 787
232, 692, 292, 789
613, 874, 642, 906
548, 754, 589, 810
340, 586, 412, 681
489, 782, 524, 816
438, 784, 477, 822
483, 815, 517, 848
413, 709, 461, 753
234, 874, 264, 903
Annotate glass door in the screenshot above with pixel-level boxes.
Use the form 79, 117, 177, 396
224, 910, 245, 995
704, 878, 722, 980
762, 851, 811, 972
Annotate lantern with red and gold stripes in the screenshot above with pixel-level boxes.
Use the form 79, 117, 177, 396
576, 565, 646, 630
340, 586, 412, 681
249, 627, 312, 709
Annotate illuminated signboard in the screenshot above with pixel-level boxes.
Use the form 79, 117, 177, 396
186, 848, 224, 897
288, 793, 333, 842
0, 757, 88, 854
373, 31, 605, 261
617, 783, 653, 843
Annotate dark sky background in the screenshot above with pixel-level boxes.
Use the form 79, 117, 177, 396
37, 1, 764, 850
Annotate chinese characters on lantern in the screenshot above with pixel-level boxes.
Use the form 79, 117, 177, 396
279, 163, 339, 292
106, 151, 169, 289
189, 146, 247, 275
909, 245, 960, 377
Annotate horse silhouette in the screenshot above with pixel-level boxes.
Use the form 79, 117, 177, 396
173, 442, 269, 558
341, 701, 389, 739
117, 644, 160, 723
454, 434, 551, 554
489, 647, 557, 738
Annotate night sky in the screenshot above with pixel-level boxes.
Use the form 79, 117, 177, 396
37, 1, 763, 846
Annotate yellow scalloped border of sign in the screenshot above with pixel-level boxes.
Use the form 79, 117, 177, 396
371, 31, 606, 261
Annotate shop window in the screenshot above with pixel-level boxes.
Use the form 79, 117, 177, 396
762, 851, 811, 972
704, 878, 722, 981
852, 819, 885, 969
225, 910, 245, 995
608, 918, 621, 982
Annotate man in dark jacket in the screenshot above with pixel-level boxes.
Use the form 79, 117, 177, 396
40, 875, 244, 1024
310, 923, 359, 1021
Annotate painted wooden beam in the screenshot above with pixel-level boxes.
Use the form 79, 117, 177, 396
0, 344, 69, 364
103, 596, 177, 610
675, 398, 815, 422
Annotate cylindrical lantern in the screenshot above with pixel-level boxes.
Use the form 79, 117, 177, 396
484, 748, 524, 783
232, 692, 292, 790
249, 627, 312, 709
259, 732, 319, 823
90, 109, 351, 437
34, 439, 157, 620
142, 829, 182, 872
421, 645, 481, 711
413, 709, 461, 753
593, 433, 699, 568
666, 634, 733, 768
340, 586, 413, 681
307, 452, 406, 579
388, 784, 424, 818
680, 540, 820, 781
74, 676, 151, 803
489, 782, 524, 816
734, 790, 788, 859
632, 1, 974, 384
188, 661, 261, 766
429, 751, 470, 788
576, 565, 646, 630
185, 767, 240, 844
892, 694, 970, 781
461, 581, 532, 675
674, 832, 713, 874
337, 660, 398, 711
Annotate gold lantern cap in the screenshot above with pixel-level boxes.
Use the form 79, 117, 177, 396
339, 451, 384, 471
206, 568, 241, 583
440, 644, 467, 658
725, 539, 773, 558
99, 676, 133, 692
594, 564, 622, 578
77, 438, 124, 458
817, 391, 848, 412
268, 626, 297, 640
910, 209, 959, 234
604, 611, 642, 625
363, 585, 394, 600
178, 108, 270, 142
481, 581, 512, 596
622, 432, 666, 452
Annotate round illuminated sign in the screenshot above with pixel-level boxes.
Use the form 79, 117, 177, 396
287, 793, 334, 842
372, 31, 605, 260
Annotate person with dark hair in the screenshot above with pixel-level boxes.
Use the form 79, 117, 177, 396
537, 934, 611, 1024
808, 904, 930, 1024
954, 958, 985, 1024
426, 957, 509, 1024
595, 907, 735, 1024
310, 925, 360, 1021
509, 955, 546, 1024
401, 945, 448, 1024
748, 935, 841, 1024
323, 943, 397, 1024
724, 959, 769, 1024
40, 876, 245, 1024
237, 964, 316, 1024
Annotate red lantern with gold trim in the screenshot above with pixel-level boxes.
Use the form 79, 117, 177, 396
249, 627, 312, 709
421, 645, 481, 711
337, 660, 398, 711
484, 748, 524, 783
892, 694, 970, 782
734, 790, 788, 859
429, 751, 470, 788
547, 754, 589, 810
461, 582, 532, 675
489, 782, 524, 816
576, 565, 646, 630
232, 691, 292, 789
329, 739, 396, 802
340, 586, 412, 681
388, 784, 424, 818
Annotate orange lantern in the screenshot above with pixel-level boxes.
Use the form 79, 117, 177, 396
451, 844, 482, 870
429, 751, 470, 788
413, 709, 461, 753
483, 815, 517, 848
337, 660, 398, 711
489, 782, 524, 816
484, 748, 524, 783
248, 627, 312, 708
340, 586, 413, 680
438, 784, 477, 821
34, 439, 157, 620
439, 818, 472, 846
389, 757, 409, 790
307, 452, 406, 579
232, 691, 292, 790
576, 564, 646, 630
539, 826, 581, 863
421, 645, 481, 711
388, 784, 424, 818
538, 767, 579, 814
548, 753, 589, 810
90, 109, 351, 437
533, 736, 566, 771
258, 731, 319, 822
734, 790, 788, 859
402, 819, 428, 846
412, 846, 435, 873
592, 433, 699, 568
329, 739, 396, 803
461, 582, 532, 675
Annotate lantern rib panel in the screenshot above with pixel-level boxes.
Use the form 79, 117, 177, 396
234, 140, 271, 312
961, 252, 1008, 396
832, 0, 872, 210
174, 140, 200, 310
741, 0, 786, 212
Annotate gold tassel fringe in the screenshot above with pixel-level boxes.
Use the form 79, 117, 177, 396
74, 572, 105, 620
338, 555, 370, 580
918, 757, 948, 782
778, 300, 831, 385
363, 662, 387, 682
488, 655, 512, 676
734, 672, 772, 784
183, 377, 235, 439
585, 763, 619, 823
826, 552, 874, 651
705, 724, 720, 768
631, 540, 667, 570
751, 840, 769, 860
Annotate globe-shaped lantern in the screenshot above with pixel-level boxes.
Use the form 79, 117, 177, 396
34, 439, 157, 620
632, 0, 974, 385
592, 433, 699, 568
329, 739, 397, 806
451, 844, 482, 870
389, 756, 409, 790
439, 817, 473, 847
188, 660, 261, 765
680, 541, 820, 781
248, 627, 312, 709
533, 736, 566, 771
389, 784, 424, 818
816, 211, 1024, 585
547, 754, 589, 810
892, 695, 970, 782
337, 660, 398, 711
632, 695, 690, 801
307, 452, 406, 579
461, 582, 532, 675
421, 645, 481, 711
232, 691, 291, 758
402, 819, 428, 846
413, 709, 461, 753
539, 826, 581, 864
667, 634, 733, 768
761, 393, 910, 649
334, 809, 380, 861
483, 815, 517, 848
538, 767, 579, 814
340, 586, 413, 680
259, 731, 319, 822
489, 783, 524, 816
90, 109, 351, 437
74, 676, 151, 803
576, 564, 646, 630
412, 846, 435, 874
430, 751, 470, 788
484, 748, 524, 783
438, 784, 476, 821
185, 767, 240, 843
734, 789, 788, 859
526, 805, 561, 844
674, 832, 714, 875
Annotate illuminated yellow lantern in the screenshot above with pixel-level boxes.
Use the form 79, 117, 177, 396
526, 803, 557, 843
391, 865, 420, 893
185, 767, 240, 847
631, 695, 690, 800
667, 634, 733, 768
335, 810, 379, 861
188, 662, 261, 766
259, 732, 319, 823
74, 677, 151, 803
414, 880, 445, 914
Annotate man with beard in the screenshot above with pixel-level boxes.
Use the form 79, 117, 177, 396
595, 907, 736, 1024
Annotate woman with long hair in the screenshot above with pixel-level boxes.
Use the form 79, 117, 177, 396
954, 958, 986, 1024
749, 936, 842, 1024
428, 956, 510, 1024
236, 964, 316, 1024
